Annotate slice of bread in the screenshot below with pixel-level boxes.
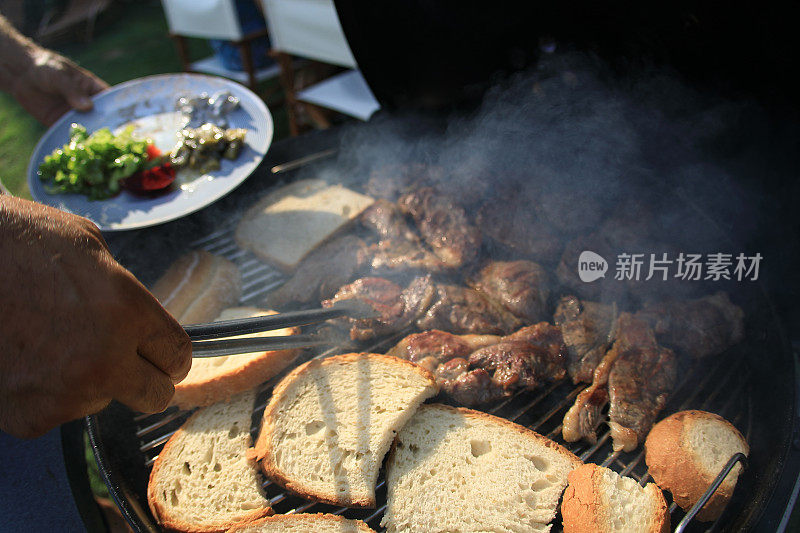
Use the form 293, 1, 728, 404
148, 390, 271, 532
235, 179, 374, 271
645, 410, 748, 521
381, 403, 582, 533
253, 353, 438, 507
152, 250, 242, 325
225, 514, 375, 532
171, 307, 301, 409
561, 463, 670, 533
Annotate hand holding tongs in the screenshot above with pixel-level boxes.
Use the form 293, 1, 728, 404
185, 300, 374, 358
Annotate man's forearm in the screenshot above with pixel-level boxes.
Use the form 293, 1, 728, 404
0, 14, 38, 92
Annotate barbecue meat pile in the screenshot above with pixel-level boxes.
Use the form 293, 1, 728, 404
468, 260, 550, 323
389, 324, 567, 406
554, 295, 617, 383
636, 292, 744, 359
327, 264, 552, 340
562, 313, 676, 452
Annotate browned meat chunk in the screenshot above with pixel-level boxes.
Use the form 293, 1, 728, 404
360, 199, 446, 272
608, 340, 676, 452
265, 234, 370, 308
468, 261, 550, 323
636, 292, 744, 358
554, 295, 617, 383
385, 330, 500, 371
417, 284, 524, 335
398, 187, 481, 269
437, 363, 504, 405
322, 276, 435, 341
563, 313, 676, 452
477, 192, 563, 264
389, 323, 567, 406
469, 340, 566, 391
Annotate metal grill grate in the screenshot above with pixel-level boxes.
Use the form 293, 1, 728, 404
130, 227, 753, 532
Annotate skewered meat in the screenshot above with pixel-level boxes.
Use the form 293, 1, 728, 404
477, 192, 563, 264
388, 324, 567, 406
468, 260, 550, 323
636, 292, 744, 359
360, 199, 446, 272
398, 187, 481, 269
554, 295, 617, 383
417, 284, 524, 335
264, 234, 370, 308
562, 313, 676, 452
322, 276, 436, 341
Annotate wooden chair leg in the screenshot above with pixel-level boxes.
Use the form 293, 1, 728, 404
236, 41, 257, 90
169, 34, 192, 72
271, 50, 300, 137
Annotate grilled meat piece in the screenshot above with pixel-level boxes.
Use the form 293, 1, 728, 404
398, 187, 481, 269
554, 296, 617, 383
417, 284, 524, 335
322, 276, 435, 341
636, 292, 744, 359
468, 261, 550, 323
562, 313, 676, 452
386, 330, 500, 372
469, 340, 566, 392
477, 193, 563, 264
389, 323, 567, 406
361, 199, 446, 272
265, 234, 370, 308
436, 363, 505, 405
608, 341, 677, 452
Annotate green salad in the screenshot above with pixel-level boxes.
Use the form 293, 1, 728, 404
38, 123, 155, 200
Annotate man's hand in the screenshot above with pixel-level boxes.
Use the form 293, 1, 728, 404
0, 197, 192, 438
10, 49, 108, 126
0, 14, 108, 126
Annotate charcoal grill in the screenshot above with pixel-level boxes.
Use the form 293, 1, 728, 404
80, 129, 800, 532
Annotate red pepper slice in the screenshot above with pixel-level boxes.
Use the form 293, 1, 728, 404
121, 144, 177, 193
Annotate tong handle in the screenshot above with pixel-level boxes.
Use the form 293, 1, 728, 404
674, 452, 748, 533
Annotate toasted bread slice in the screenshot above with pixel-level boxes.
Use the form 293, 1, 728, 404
253, 353, 438, 507
148, 391, 270, 532
171, 307, 300, 409
234, 179, 374, 271
152, 250, 242, 325
645, 410, 748, 521
381, 403, 582, 533
561, 463, 670, 533
226, 514, 375, 532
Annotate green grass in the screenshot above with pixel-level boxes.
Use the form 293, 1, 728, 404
0, 0, 287, 198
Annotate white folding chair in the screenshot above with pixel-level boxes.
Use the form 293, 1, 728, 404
160, 0, 280, 89
259, 0, 379, 133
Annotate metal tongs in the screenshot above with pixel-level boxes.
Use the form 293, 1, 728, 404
185, 300, 375, 358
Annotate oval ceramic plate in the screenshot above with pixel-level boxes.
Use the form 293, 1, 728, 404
27, 73, 273, 231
